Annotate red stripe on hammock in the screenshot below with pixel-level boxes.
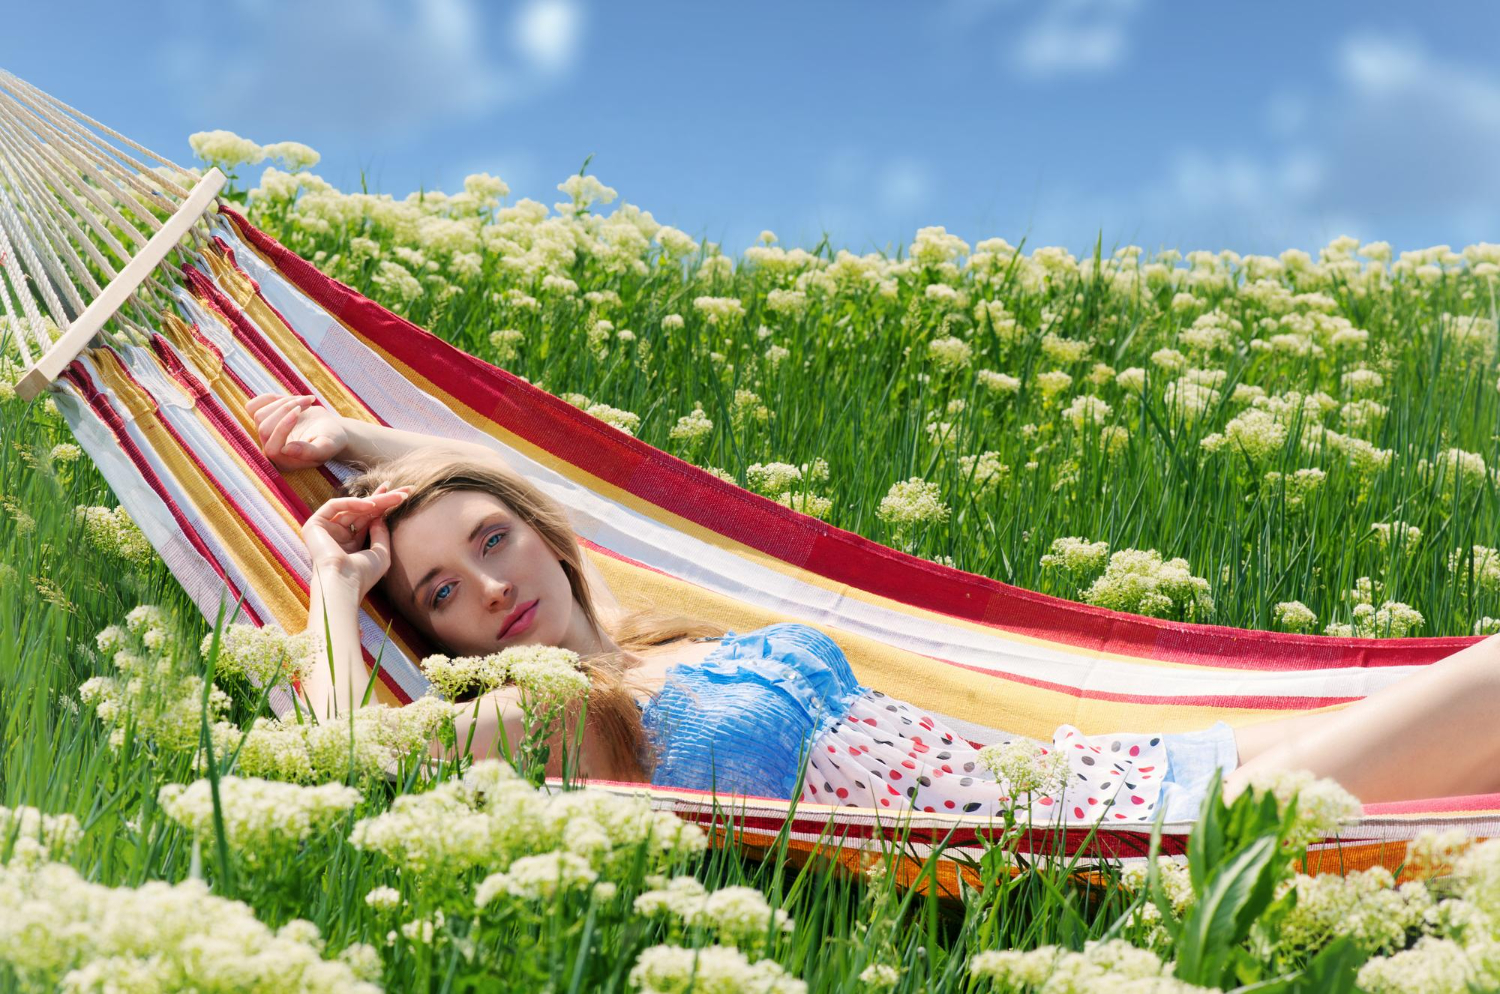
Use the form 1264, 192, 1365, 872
149, 333, 315, 517
217, 207, 1479, 675
181, 262, 312, 397
61, 364, 263, 627
211, 235, 389, 427
1362, 791, 1500, 816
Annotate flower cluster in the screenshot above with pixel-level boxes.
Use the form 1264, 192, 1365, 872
419, 649, 511, 701
1039, 536, 1110, 576
633, 875, 794, 946
203, 622, 320, 688
197, 694, 456, 784
1449, 544, 1500, 594
348, 758, 706, 882
1234, 768, 1362, 847
975, 739, 1071, 798
157, 776, 362, 868
630, 943, 806, 994
876, 477, 951, 540
0, 804, 83, 867
1274, 867, 1433, 955
73, 504, 156, 568
1372, 520, 1423, 550
585, 402, 642, 436
79, 610, 231, 752
1079, 549, 1214, 621
1120, 857, 1196, 947
1322, 599, 1426, 638
668, 405, 714, 444
927, 335, 973, 371
0, 856, 379, 992
1261, 467, 1327, 510
475, 850, 601, 904
746, 458, 829, 496
505, 644, 590, 710
970, 938, 1207, 993
1199, 408, 1287, 462
1272, 600, 1318, 633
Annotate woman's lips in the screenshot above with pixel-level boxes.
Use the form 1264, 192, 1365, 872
499, 599, 539, 640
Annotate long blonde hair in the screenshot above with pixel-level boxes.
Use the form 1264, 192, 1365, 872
341, 448, 724, 780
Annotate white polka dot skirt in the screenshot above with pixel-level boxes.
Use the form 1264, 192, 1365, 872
801, 689, 1171, 824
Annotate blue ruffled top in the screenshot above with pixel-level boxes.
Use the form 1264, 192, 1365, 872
639, 623, 867, 799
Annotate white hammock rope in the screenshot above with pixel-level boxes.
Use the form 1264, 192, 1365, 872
0, 68, 226, 399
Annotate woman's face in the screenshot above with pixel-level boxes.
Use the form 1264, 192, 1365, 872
382, 490, 576, 656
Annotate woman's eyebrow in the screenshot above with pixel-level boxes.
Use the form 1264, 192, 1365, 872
409, 514, 504, 609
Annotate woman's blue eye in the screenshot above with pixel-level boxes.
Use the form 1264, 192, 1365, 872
431, 530, 505, 609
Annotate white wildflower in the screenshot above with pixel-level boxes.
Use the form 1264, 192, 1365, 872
1080, 549, 1214, 620
976, 739, 1070, 797
158, 776, 361, 867
1273, 600, 1317, 633
669, 406, 714, 444
1039, 537, 1109, 575
977, 369, 1021, 394
877, 478, 950, 535
475, 851, 598, 904
926, 335, 973, 371
584, 403, 642, 436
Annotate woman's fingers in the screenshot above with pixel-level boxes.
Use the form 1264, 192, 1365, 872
247, 392, 290, 418
264, 408, 298, 458
316, 491, 407, 531
253, 394, 300, 429
254, 399, 302, 448
254, 395, 315, 444
367, 513, 391, 561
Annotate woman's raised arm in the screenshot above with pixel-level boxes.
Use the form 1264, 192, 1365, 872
338, 416, 513, 475
294, 486, 411, 718
247, 393, 514, 476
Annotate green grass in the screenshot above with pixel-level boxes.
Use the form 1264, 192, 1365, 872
0, 161, 1495, 990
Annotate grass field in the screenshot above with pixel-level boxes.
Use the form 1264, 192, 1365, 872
2, 139, 1499, 991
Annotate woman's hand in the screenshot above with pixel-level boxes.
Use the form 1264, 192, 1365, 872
247, 393, 349, 472
302, 483, 413, 600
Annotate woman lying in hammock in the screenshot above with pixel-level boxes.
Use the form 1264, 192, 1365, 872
249, 391, 1500, 821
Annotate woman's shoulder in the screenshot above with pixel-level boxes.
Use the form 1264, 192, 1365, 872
714, 623, 852, 678
749, 621, 845, 654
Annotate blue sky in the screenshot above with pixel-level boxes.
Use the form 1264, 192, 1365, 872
7, 1, 1500, 261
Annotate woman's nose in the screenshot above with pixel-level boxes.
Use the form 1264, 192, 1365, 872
481, 575, 513, 606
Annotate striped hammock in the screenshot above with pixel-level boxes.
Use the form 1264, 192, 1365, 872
43, 204, 1500, 896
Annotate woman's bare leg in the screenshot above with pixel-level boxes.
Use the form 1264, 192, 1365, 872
1221, 632, 1500, 804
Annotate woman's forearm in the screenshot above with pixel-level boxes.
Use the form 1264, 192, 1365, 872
431, 686, 526, 765
339, 417, 509, 472
299, 564, 370, 720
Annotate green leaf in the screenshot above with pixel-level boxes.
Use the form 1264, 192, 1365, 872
1175, 834, 1281, 986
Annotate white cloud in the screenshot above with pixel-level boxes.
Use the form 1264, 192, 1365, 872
1018, 27, 1500, 257
1336, 30, 1500, 128
514, 0, 584, 77
1337, 32, 1427, 95
1164, 147, 1327, 212
1010, 0, 1142, 79
160, 0, 586, 142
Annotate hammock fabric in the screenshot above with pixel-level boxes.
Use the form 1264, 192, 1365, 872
46, 203, 1500, 898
